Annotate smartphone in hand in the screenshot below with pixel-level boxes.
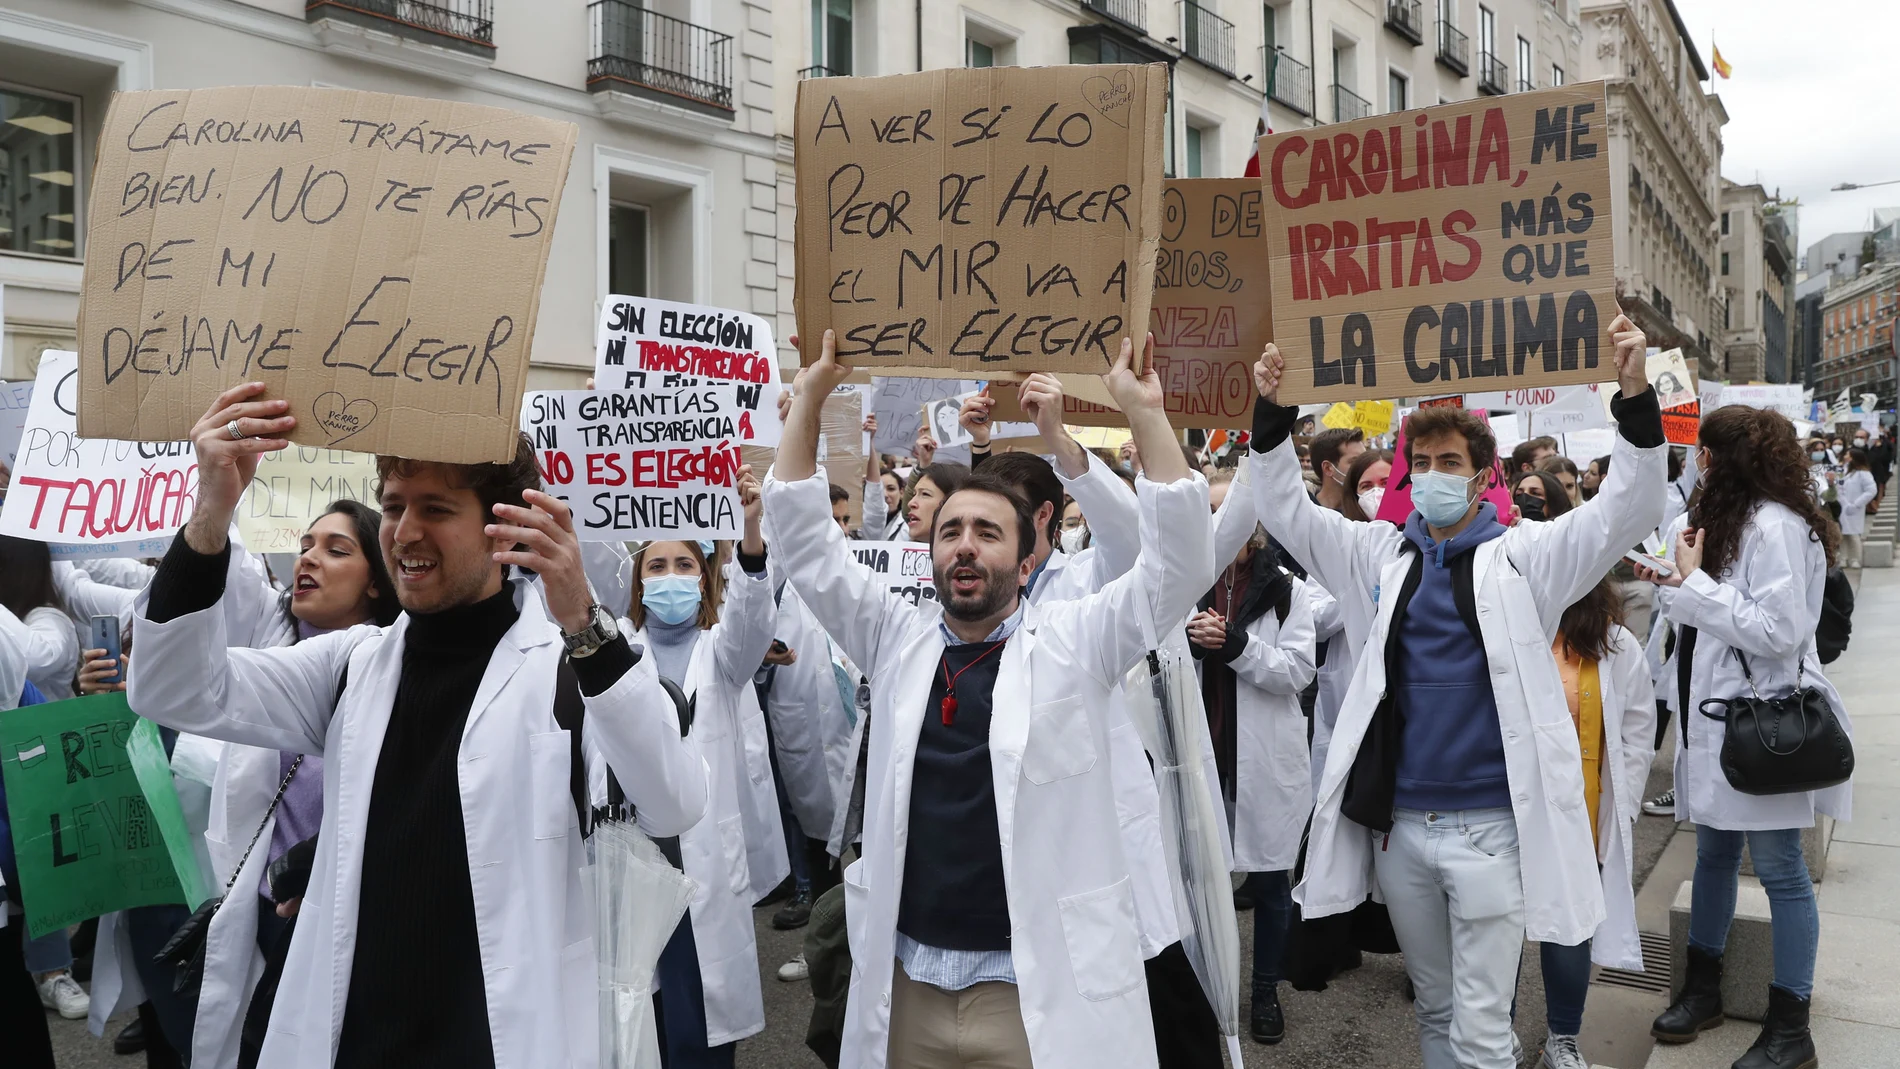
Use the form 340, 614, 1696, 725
89, 615, 124, 686
1623, 550, 1674, 577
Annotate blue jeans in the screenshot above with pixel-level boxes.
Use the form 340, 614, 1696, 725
21, 928, 72, 974
1540, 939, 1592, 1035
1688, 825, 1819, 998
1247, 870, 1292, 995
654, 915, 736, 1069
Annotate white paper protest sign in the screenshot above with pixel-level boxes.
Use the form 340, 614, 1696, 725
0, 351, 196, 556
594, 295, 781, 446
849, 540, 937, 608
871, 377, 978, 457
0, 379, 31, 467
922, 391, 978, 449
1527, 384, 1610, 437
520, 385, 762, 540
1710, 383, 1804, 422
236, 447, 378, 553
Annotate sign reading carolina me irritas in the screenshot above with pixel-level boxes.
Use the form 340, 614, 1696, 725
520, 383, 764, 541
1258, 83, 1616, 404
77, 86, 578, 464
794, 64, 1168, 375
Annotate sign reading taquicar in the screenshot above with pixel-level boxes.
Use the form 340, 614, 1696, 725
793, 64, 1168, 375
77, 86, 578, 464
1258, 83, 1616, 405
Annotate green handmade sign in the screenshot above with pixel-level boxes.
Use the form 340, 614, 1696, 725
1, 694, 195, 938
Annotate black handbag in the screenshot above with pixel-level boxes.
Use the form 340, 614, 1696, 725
1698, 650, 1853, 796
154, 755, 303, 994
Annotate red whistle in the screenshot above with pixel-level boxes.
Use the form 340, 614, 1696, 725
940, 695, 958, 726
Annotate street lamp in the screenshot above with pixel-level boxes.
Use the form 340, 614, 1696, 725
1831, 178, 1900, 191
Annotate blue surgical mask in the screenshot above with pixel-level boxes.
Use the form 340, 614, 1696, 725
697, 539, 717, 557
642, 574, 703, 626
1411, 469, 1480, 528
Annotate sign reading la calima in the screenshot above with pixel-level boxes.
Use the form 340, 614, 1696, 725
1258, 82, 1616, 404
793, 64, 1168, 375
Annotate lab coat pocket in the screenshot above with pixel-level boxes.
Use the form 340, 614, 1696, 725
1498, 576, 1548, 647
1023, 697, 1097, 785
841, 858, 868, 960
1533, 720, 1587, 811
718, 814, 750, 896
528, 730, 574, 840
1058, 877, 1143, 1001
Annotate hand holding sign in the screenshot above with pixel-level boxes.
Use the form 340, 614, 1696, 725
186, 382, 295, 553
1610, 314, 1649, 400
1018, 373, 1091, 477
488, 489, 590, 632
1253, 342, 1285, 405
737, 464, 765, 554
958, 390, 995, 447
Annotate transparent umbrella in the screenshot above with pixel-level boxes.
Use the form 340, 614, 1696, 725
1123, 631, 1243, 1063
591, 819, 697, 1069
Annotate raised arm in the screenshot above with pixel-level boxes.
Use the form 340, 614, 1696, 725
1020, 373, 1142, 582
711, 469, 776, 688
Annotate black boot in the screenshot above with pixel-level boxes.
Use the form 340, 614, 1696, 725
1653, 944, 1726, 1043
1250, 984, 1285, 1045
1732, 985, 1818, 1069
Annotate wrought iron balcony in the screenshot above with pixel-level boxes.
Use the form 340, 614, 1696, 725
1082, 0, 1146, 32
305, 0, 493, 51
588, 0, 733, 114
799, 65, 846, 79
1518, 76, 1536, 93
1332, 83, 1371, 123
1477, 50, 1508, 94
1386, 0, 1424, 45
1179, 1, 1235, 75
1436, 20, 1469, 74
1264, 49, 1314, 117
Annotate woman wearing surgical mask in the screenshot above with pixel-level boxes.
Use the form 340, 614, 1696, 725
622, 467, 780, 1069
1339, 449, 1394, 522
1059, 497, 1090, 553
1513, 471, 1570, 524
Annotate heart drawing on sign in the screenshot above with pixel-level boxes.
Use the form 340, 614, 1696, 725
312, 391, 378, 445
1081, 71, 1134, 127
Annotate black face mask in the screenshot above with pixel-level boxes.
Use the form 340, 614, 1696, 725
1514, 493, 1547, 521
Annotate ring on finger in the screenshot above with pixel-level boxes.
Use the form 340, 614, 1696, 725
227, 419, 247, 441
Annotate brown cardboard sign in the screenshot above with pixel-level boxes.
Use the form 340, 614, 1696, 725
77, 87, 578, 463
989, 177, 1272, 429
793, 64, 1168, 375
1257, 83, 1615, 405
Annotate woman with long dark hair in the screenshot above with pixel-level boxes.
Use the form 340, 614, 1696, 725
1836, 448, 1876, 569
1643, 406, 1851, 1069
897, 462, 970, 541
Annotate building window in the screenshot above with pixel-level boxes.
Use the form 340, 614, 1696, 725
1185, 124, 1205, 178
1388, 70, 1408, 112
608, 203, 650, 297
1516, 36, 1531, 87
1263, 3, 1278, 52
1438, 0, 1455, 28
1478, 6, 1496, 61
0, 85, 81, 259
1721, 251, 1729, 275
1551, 64, 1563, 85
812, 0, 853, 76
967, 38, 993, 67
1720, 211, 1729, 235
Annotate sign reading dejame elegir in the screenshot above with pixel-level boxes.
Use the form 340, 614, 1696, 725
1257, 82, 1616, 405
77, 87, 579, 463
794, 64, 1168, 375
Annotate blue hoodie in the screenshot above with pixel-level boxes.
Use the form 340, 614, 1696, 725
1392, 502, 1511, 811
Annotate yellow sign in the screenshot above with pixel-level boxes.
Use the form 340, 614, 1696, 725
1353, 400, 1396, 436
1321, 402, 1358, 430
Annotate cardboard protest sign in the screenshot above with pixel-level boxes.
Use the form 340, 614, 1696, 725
77, 87, 578, 464
1, 379, 32, 467
794, 64, 1168, 374
521, 384, 761, 541
1258, 83, 1616, 404
850, 540, 938, 608
821, 385, 866, 527
237, 447, 377, 554
594, 295, 782, 446
1, 695, 195, 938
0, 351, 196, 555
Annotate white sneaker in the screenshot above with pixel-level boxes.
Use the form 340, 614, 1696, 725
38, 972, 90, 1019
1643, 788, 1676, 816
1540, 1033, 1585, 1069
1512, 1029, 1524, 1066
777, 953, 810, 983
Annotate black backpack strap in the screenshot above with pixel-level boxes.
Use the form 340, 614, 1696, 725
551, 660, 591, 840
1450, 550, 1483, 647
1676, 625, 1699, 746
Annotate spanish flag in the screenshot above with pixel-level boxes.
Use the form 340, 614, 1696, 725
1712, 44, 1732, 79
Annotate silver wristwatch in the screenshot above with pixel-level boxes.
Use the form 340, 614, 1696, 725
562, 603, 619, 659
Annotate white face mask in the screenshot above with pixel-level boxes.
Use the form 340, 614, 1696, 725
1358, 486, 1385, 518
1059, 526, 1088, 554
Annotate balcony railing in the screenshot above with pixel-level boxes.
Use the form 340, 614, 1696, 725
1436, 20, 1469, 74
1264, 48, 1314, 116
305, 0, 493, 47
1332, 83, 1372, 123
1517, 76, 1535, 93
1179, 1, 1235, 75
799, 65, 845, 79
1082, 0, 1146, 32
1385, 0, 1424, 45
1477, 50, 1507, 94
588, 1, 733, 113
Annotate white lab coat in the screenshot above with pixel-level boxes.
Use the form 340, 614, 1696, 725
1661, 500, 1855, 831
621, 557, 784, 1047
1252, 422, 1665, 961
128, 575, 708, 1069
762, 578, 848, 840
761, 467, 1213, 1069
1838, 469, 1877, 537
1222, 573, 1318, 873
0, 603, 79, 701
1575, 625, 1658, 970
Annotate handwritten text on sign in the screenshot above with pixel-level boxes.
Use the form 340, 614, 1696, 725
852, 540, 938, 608
1259, 83, 1616, 404
594, 295, 782, 446
794, 64, 1167, 374
521, 386, 760, 540
237, 447, 377, 554
77, 87, 578, 464
0, 352, 197, 551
